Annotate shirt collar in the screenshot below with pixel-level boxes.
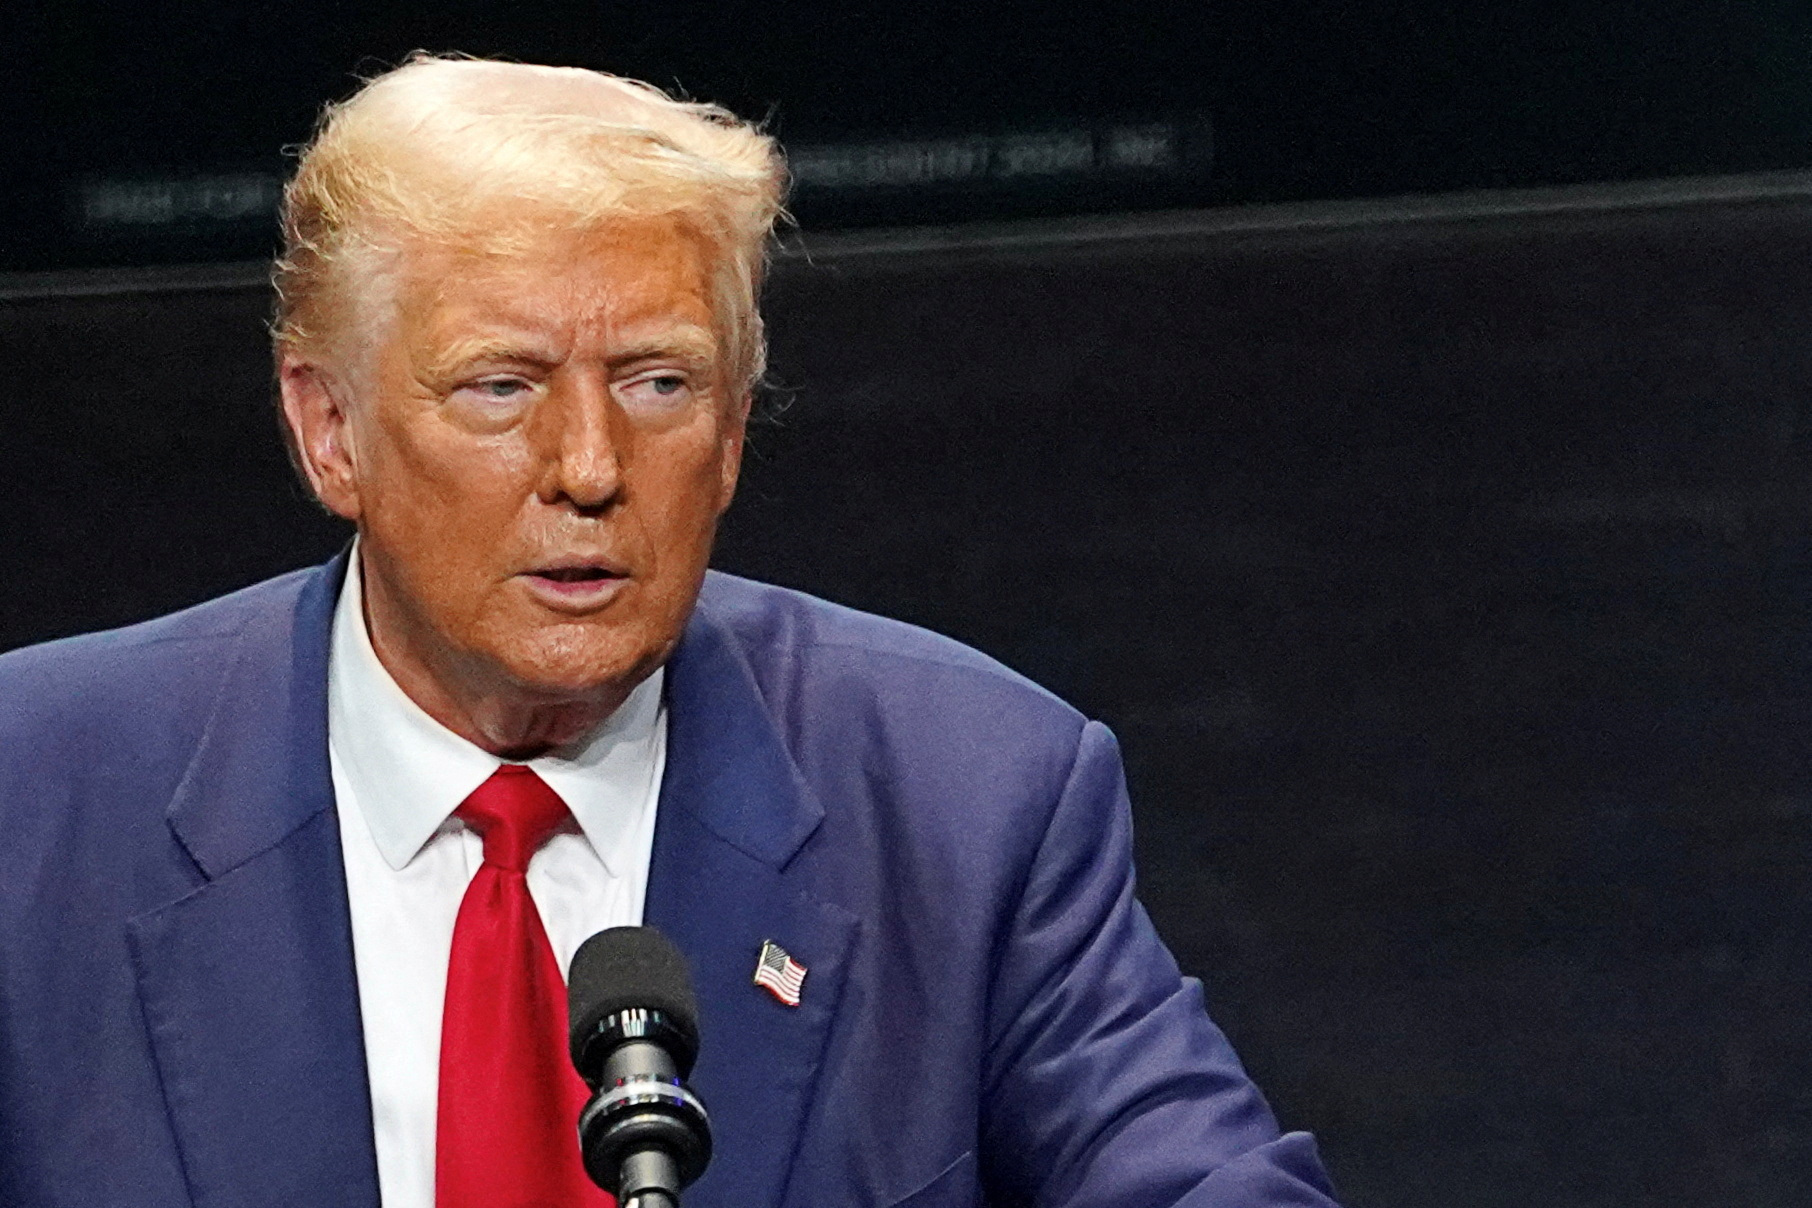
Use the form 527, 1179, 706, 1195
326, 545, 665, 875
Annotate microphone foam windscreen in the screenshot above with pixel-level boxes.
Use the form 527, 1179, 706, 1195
568, 926, 700, 1067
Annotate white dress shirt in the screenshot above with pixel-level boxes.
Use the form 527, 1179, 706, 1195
327, 551, 667, 1208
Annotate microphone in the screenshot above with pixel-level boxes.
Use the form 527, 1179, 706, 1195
567, 927, 712, 1208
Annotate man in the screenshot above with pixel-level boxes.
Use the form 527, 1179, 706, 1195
0, 56, 1340, 1208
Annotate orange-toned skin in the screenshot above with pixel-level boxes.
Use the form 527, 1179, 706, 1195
280, 217, 747, 757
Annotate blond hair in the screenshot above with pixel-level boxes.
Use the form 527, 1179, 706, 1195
273, 54, 787, 392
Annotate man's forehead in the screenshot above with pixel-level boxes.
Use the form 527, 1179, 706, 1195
403, 211, 710, 277
405, 225, 710, 310
388, 237, 719, 360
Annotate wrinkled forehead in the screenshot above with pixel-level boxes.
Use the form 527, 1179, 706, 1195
400, 216, 717, 315
362, 217, 725, 369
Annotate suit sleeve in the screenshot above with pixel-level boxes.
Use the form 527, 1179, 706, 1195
978, 720, 1342, 1208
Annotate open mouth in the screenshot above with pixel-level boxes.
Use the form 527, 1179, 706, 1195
534, 566, 619, 583
520, 560, 631, 608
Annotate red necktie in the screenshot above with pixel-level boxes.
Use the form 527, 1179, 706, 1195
436, 765, 614, 1208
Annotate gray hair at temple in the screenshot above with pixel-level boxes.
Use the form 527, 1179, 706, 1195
271, 54, 788, 394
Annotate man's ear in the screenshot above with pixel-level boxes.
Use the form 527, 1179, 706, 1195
279, 356, 363, 521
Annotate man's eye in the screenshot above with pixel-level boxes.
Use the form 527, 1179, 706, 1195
632, 374, 687, 396
450, 377, 535, 408
619, 372, 695, 409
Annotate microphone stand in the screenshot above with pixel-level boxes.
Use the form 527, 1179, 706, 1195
618, 1148, 683, 1207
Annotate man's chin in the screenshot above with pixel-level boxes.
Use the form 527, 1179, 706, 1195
462, 649, 658, 756
489, 636, 664, 705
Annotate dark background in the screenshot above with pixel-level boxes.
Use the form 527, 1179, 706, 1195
10, 1, 1812, 270
11, 5, 1812, 1206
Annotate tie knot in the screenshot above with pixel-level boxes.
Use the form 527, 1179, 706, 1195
455, 766, 571, 871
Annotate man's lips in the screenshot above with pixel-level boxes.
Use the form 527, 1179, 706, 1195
518, 561, 630, 605
530, 566, 622, 583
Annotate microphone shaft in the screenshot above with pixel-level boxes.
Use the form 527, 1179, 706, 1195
621, 1147, 681, 1206
605, 1038, 677, 1085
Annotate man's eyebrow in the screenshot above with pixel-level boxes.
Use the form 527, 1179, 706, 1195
610, 324, 720, 365
423, 325, 720, 377
427, 335, 562, 375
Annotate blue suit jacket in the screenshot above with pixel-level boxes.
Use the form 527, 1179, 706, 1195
0, 554, 1338, 1208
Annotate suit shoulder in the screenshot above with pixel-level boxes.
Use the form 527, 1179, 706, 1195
696, 571, 1084, 738
0, 567, 317, 742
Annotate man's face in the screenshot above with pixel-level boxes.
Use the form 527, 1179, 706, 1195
287, 216, 746, 734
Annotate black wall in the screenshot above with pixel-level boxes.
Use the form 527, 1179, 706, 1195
17, 1, 1812, 271
7, 182, 1812, 1206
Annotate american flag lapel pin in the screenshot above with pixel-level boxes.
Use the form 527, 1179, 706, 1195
753, 939, 807, 1007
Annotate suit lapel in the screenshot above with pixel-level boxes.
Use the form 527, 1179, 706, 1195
127, 552, 380, 1208
647, 601, 859, 1208
127, 559, 852, 1208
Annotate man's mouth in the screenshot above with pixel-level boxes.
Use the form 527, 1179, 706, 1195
520, 562, 631, 606
533, 566, 620, 583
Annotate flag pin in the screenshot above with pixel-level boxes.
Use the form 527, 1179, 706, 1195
753, 939, 807, 1007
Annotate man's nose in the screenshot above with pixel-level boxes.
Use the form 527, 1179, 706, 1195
534, 377, 623, 511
